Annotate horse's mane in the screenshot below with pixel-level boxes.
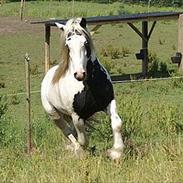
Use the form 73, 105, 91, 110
52, 18, 95, 84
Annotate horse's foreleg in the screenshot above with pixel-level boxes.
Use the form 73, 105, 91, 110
107, 99, 124, 160
71, 113, 88, 147
71, 113, 88, 157
54, 116, 72, 136
53, 115, 77, 152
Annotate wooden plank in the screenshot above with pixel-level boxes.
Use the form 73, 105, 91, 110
31, 12, 183, 26
45, 25, 51, 73
178, 14, 183, 71
127, 23, 147, 42
148, 21, 157, 40
90, 25, 102, 36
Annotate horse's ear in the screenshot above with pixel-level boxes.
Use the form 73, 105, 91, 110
80, 18, 87, 29
55, 22, 65, 31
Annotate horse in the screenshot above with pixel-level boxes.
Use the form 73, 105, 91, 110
41, 17, 124, 160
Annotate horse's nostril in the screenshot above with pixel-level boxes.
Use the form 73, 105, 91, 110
74, 72, 86, 81
83, 72, 86, 78
74, 72, 77, 78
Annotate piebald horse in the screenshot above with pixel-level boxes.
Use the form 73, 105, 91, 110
41, 18, 124, 160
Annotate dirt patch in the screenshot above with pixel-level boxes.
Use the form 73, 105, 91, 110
0, 17, 43, 35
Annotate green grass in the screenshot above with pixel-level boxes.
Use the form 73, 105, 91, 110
0, 1, 183, 182
1, 85, 183, 182
1, 144, 182, 182
0, 1, 182, 19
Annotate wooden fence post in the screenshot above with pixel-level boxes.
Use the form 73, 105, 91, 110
25, 53, 32, 154
45, 25, 51, 73
0, 0, 4, 7
20, 0, 25, 21
178, 14, 183, 71
142, 21, 148, 77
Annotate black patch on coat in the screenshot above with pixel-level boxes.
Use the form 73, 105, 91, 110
73, 59, 114, 120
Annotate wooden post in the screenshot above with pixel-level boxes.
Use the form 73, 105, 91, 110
25, 53, 32, 154
45, 25, 51, 73
0, 0, 4, 7
142, 21, 148, 77
178, 14, 183, 71
20, 0, 25, 21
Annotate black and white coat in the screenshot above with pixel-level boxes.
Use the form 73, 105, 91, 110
41, 18, 124, 160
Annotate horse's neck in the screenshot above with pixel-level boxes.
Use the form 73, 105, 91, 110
85, 58, 106, 85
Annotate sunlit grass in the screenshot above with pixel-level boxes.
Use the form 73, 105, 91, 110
0, 1, 182, 19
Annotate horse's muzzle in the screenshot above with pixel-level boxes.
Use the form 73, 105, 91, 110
74, 71, 86, 81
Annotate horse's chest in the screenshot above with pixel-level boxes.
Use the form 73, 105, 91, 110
73, 61, 114, 119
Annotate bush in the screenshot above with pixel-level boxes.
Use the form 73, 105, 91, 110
148, 51, 169, 77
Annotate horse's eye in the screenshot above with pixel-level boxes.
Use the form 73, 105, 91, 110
84, 41, 88, 45
75, 30, 82, 36
67, 32, 72, 38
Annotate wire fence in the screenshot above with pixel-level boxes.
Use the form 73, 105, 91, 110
1, 75, 183, 98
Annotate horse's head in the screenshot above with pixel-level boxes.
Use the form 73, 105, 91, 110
56, 18, 93, 81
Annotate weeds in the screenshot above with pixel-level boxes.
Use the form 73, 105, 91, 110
30, 64, 39, 75
121, 47, 131, 57
100, 45, 121, 59
100, 45, 130, 59
159, 38, 165, 45
148, 51, 169, 77
0, 81, 5, 88
10, 95, 20, 105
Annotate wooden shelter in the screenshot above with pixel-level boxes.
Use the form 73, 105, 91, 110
31, 12, 183, 77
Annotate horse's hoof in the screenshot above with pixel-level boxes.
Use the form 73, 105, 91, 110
107, 148, 123, 160
75, 146, 86, 159
66, 143, 75, 152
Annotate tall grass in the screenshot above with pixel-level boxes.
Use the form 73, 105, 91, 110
0, 83, 183, 182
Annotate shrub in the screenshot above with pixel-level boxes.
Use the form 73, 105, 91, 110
148, 51, 169, 77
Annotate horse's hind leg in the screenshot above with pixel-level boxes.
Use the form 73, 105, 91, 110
107, 99, 124, 160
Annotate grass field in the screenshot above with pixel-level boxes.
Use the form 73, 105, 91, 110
0, 1, 183, 182
0, 1, 182, 19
